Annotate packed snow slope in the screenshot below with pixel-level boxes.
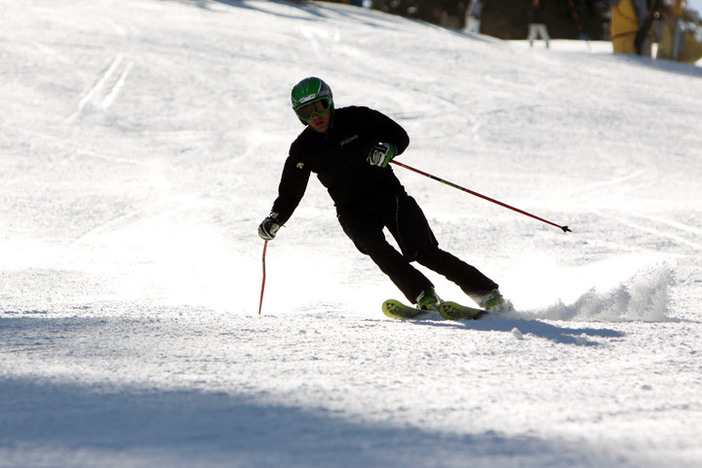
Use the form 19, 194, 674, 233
1, 1, 701, 467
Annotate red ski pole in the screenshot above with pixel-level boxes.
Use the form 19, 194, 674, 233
258, 240, 268, 315
390, 160, 571, 233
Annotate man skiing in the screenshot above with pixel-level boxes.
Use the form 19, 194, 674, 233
258, 77, 508, 312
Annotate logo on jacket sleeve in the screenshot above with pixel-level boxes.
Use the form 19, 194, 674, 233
296, 162, 305, 169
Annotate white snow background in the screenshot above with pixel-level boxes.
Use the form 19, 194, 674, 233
1, 0, 701, 467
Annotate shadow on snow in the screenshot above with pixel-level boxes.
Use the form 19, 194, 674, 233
1, 376, 620, 467
182, 0, 328, 20
386, 314, 625, 345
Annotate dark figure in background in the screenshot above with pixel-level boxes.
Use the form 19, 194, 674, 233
527, 0, 551, 48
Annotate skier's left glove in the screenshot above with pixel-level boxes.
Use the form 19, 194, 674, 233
258, 213, 281, 241
366, 142, 396, 168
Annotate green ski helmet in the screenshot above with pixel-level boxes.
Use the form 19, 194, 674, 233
291, 77, 334, 124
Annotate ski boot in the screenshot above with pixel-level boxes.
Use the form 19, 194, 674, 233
473, 289, 511, 312
416, 288, 442, 311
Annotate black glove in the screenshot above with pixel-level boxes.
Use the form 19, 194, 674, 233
366, 142, 396, 168
258, 214, 281, 241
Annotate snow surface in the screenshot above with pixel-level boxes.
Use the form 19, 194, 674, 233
1, 0, 701, 467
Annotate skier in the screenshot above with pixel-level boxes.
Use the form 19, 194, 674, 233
257, 77, 508, 312
465, 0, 483, 34
527, 0, 551, 48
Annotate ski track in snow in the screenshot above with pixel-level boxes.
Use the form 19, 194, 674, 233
1, 0, 701, 467
72, 54, 134, 118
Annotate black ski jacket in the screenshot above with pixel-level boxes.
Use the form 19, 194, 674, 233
271, 106, 410, 224
528, 3, 545, 24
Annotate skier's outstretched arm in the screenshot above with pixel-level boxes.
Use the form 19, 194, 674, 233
258, 155, 310, 241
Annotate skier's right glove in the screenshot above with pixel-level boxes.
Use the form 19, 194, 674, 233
258, 214, 281, 241
366, 142, 396, 168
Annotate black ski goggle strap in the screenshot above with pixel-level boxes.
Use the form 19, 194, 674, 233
295, 98, 331, 121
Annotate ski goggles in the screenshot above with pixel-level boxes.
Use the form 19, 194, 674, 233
294, 98, 332, 121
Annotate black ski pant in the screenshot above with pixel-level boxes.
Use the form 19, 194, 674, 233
338, 194, 498, 303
